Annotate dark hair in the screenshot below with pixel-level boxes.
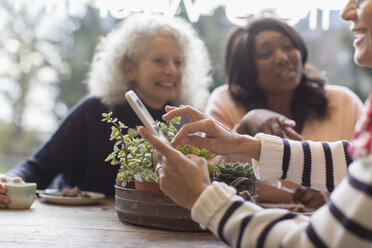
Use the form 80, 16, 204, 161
225, 17, 328, 126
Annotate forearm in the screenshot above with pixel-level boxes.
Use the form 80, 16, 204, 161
192, 165, 372, 248
6, 158, 53, 188
191, 182, 312, 248
252, 133, 351, 192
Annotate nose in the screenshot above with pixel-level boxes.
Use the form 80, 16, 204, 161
341, 0, 357, 22
164, 61, 177, 74
274, 49, 289, 65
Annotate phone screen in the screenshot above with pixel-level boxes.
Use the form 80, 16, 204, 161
125, 90, 169, 143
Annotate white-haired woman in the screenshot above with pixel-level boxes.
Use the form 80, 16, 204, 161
0, 14, 212, 207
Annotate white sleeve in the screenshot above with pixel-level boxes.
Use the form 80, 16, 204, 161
252, 133, 350, 192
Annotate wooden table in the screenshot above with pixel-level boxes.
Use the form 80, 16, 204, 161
0, 198, 227, 248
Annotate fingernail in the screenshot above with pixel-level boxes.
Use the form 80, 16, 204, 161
284, 120, 296, 126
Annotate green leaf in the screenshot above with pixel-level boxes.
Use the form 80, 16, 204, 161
171, 116, 181, 124
189, 146, 201, 156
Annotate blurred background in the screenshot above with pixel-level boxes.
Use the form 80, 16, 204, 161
1, 0, 372, 172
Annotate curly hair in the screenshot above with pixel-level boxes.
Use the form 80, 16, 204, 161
225, 17, 328, 125
86, 14, 212, 110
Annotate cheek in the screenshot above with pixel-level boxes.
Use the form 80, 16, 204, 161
174, 68, 184, 83
256, 62, 268, 84
256, 62, 272, 85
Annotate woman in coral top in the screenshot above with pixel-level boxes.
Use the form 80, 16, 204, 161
206, 17, 364, 208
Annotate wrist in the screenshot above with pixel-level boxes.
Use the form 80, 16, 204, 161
235, 134, 261, 160
187, 182, 210, 210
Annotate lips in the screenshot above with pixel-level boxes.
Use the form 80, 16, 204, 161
276, 67, 296, 78
155, 82, 176, 88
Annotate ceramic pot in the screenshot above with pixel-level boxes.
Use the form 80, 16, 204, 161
134, 182, 161, 192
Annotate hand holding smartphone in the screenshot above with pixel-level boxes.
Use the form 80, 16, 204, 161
125, 90, 169, 144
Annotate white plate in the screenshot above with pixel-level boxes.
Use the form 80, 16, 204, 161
39, 191, 105, 205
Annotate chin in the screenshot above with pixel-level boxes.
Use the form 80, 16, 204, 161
354, 53, 372, 67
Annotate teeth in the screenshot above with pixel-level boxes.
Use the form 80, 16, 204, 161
354, 31, 366, 38
279, 68, 293, 76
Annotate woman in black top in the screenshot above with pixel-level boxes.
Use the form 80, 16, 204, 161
0, 14, 212, 205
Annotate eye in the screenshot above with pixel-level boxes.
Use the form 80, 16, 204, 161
354, 0, 366, 7
282, 43, 294, 51
174, 59, 182, 67
257, 50, 273, 59
153, 58, 164, 64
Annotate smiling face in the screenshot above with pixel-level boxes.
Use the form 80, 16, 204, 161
254, 30, 303, 96
341, 0, 372, 67
125, 35, 183, 109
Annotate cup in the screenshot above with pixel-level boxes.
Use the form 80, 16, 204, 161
3, 182, 37, 209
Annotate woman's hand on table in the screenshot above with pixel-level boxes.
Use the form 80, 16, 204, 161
293, 186, 329, 209
162, 105, 261, 160
138, 127, 211, 210
0, 174, 25, 209
235, 109, 303, 141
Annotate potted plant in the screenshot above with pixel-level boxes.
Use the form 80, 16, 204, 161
102, 112, 257, 231
209, 162, 257, 203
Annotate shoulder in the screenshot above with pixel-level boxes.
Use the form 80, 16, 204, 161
206, 85, 234, 113
325, 85, 363, 107
210, 84, 229, 96
61, 95, 109, 125
325, 85, 360, 100
69, 95, 107, 114
208, 85, 233, 103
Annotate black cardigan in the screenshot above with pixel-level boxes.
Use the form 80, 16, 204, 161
7, 96, 167, 196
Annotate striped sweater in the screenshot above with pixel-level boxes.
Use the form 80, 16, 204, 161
191, 133, 372, 248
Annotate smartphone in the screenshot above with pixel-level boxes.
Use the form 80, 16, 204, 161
125, 90, 169, 143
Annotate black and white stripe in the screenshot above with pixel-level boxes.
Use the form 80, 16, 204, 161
329, 200, 372, 241
281, 139, 291, 180
218, 200, 244, 244
342, 140, 353, 168
301, 141, 312, 187
306, 223, 328, 248
257, 213, 298, 248
280, 139, 352, 192
322, 142, 335, 192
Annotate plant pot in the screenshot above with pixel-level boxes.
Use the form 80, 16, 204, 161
134, 182, 161, 192
114, 185, 203, 231
115, 179, 134, 189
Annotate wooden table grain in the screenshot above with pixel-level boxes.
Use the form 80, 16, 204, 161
0, 198, 227, 248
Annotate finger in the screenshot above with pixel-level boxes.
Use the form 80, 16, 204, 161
307, 198, 324, 209
278, 117, 296, 127
171, 119, 214, 146
138, 127, 183, 159
0, 176, 10, 183
0, 183, 5, 194
11, 177, 24, 183
260, 126, 273, 135
164, 105, 178, 112
0, 195, 10, 204
293, 187, 307, 200
270, 121, 284, 137
185, 153, 204, 162
283, 127, 303, 141
0, 204, 6, 209
298, 191, 316, 204
162, 105, 206, 122
154, 151, 166, 164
